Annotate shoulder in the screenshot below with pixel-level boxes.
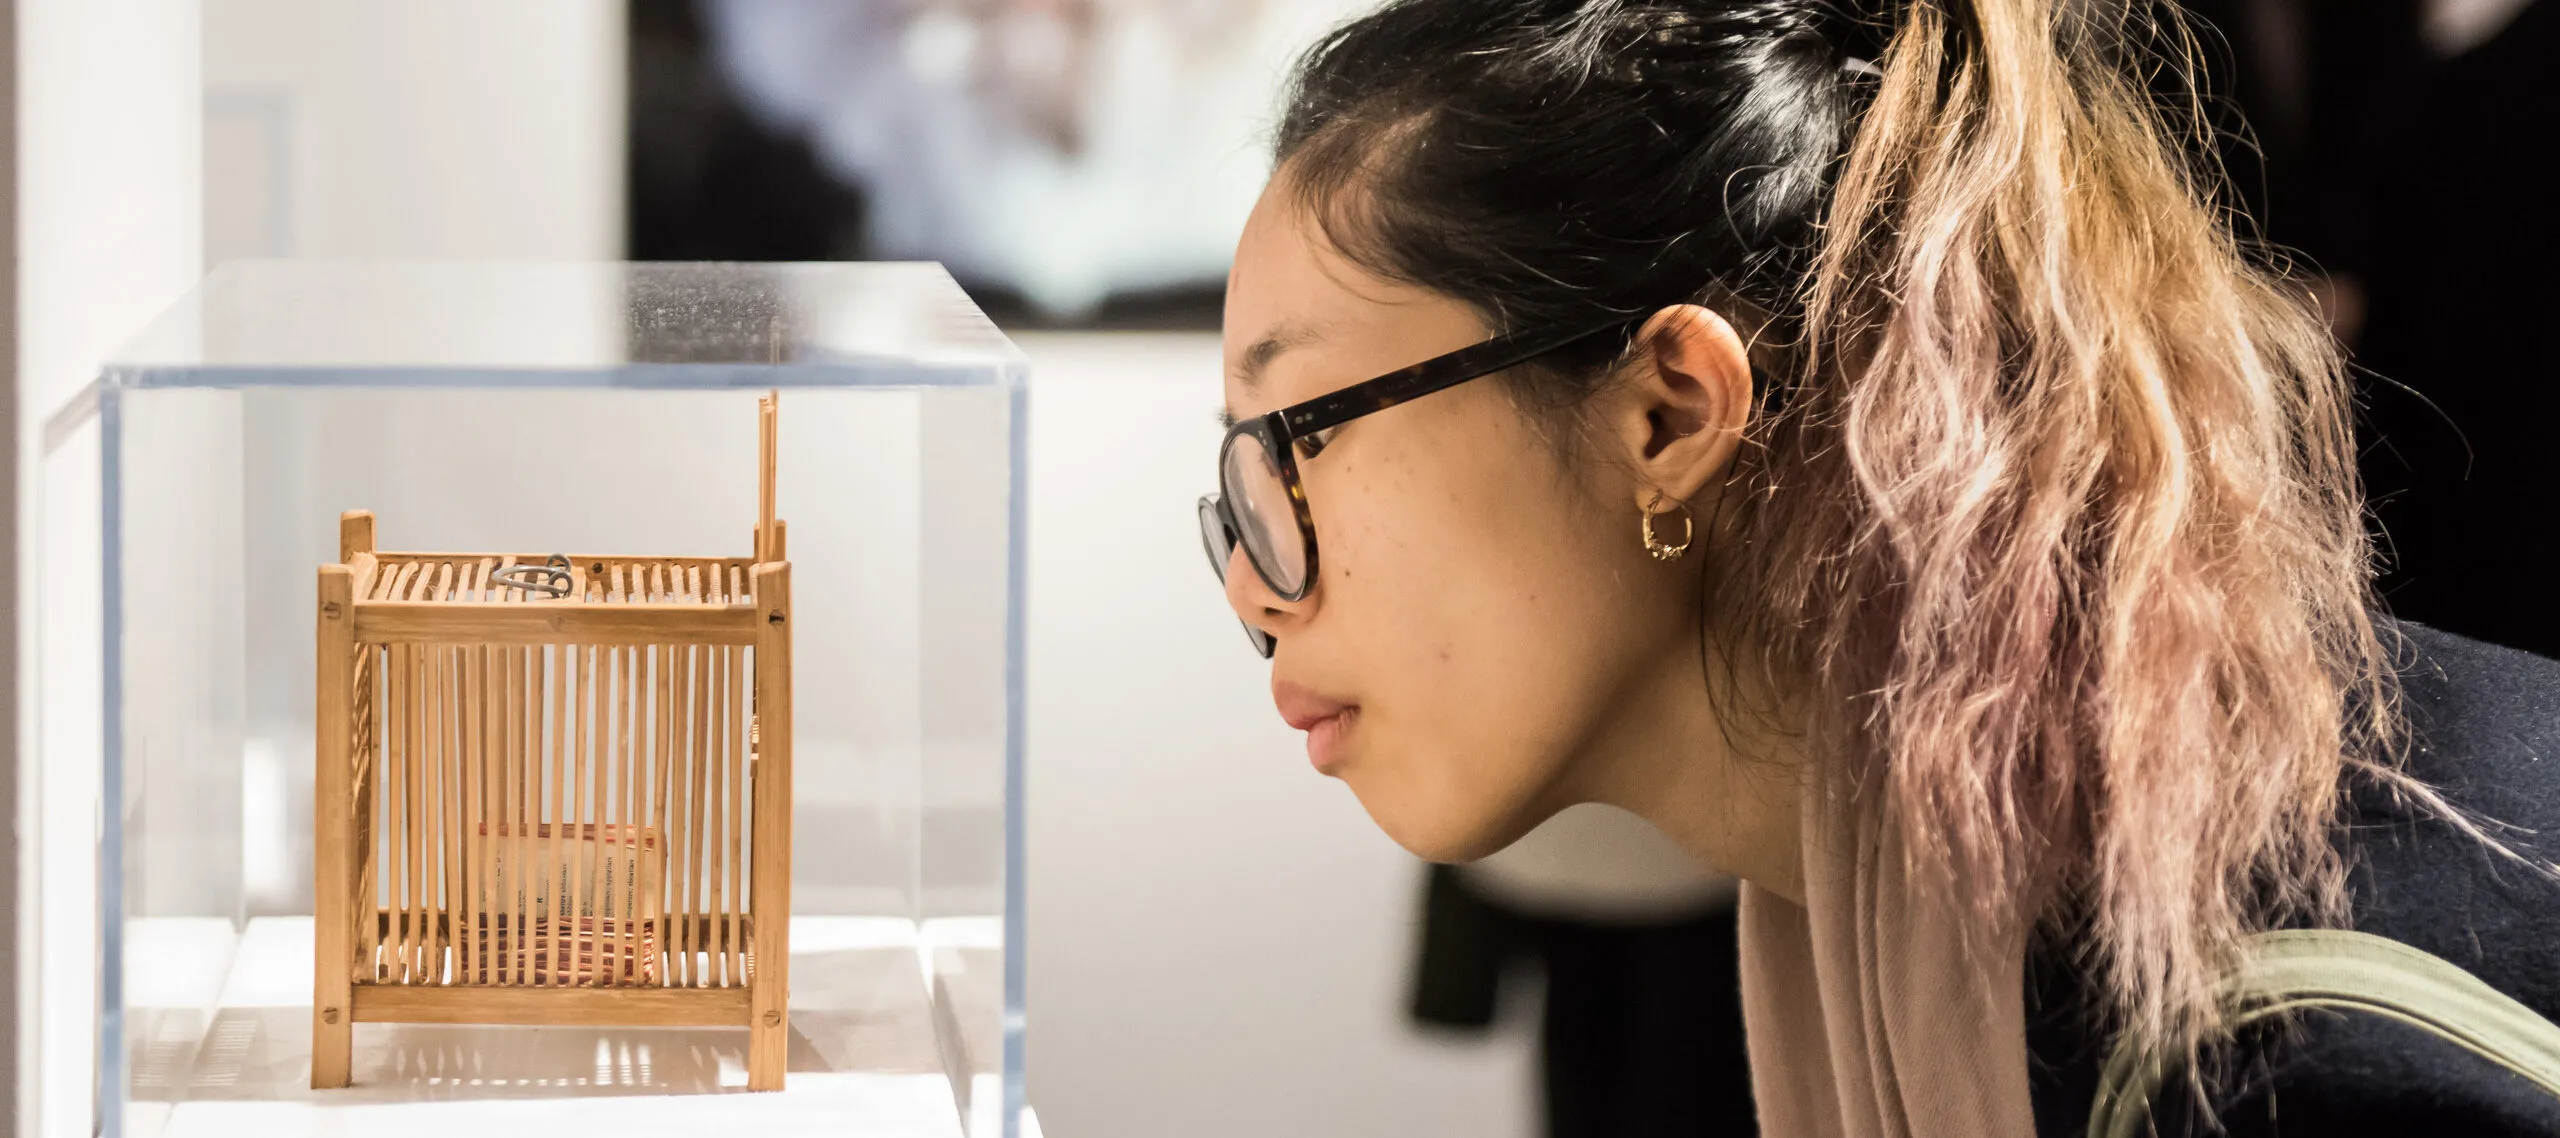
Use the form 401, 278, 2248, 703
2344, 622, 2560, 1022
2384, 621, 2560, 798
2029, 623, 2560, 1135
2162, 1011, 2560, 1137
2194, 623, 2560, 1136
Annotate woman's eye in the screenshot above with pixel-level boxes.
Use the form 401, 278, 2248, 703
1296, 427, 1338, 459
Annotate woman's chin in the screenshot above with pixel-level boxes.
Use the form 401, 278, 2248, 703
1347, 773, 1547, 864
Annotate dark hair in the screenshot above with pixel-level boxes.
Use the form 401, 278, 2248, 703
1270, 0, 2412, 1061
1276, 0, 1883, 386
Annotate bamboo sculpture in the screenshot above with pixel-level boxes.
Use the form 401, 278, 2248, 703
313, 394, 795, 1091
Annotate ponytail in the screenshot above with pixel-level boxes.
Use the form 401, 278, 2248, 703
1787, 0, 2388, 1051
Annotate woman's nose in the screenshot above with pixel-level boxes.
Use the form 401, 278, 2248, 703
1222, 543, 1301, 643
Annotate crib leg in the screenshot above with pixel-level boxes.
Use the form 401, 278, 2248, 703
747, 990, 787, 1091
747, 562, 793, 1091
313, 565, 357, 1088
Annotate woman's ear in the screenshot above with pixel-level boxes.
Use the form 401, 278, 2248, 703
1606, 304, 1756, 510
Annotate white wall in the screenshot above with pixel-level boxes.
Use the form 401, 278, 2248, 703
203, 0, 624, 263
1020, 332, 1538, 1138
13, 2, 201, 1136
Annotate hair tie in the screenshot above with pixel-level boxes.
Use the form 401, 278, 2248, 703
1840, 55, 1884, 78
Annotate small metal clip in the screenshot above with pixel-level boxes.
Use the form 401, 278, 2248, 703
491, 554, 573, 598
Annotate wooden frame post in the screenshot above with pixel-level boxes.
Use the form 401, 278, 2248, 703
747, 561, 793, 1090
312, 564, 358, 1087
341, 509, 376, 563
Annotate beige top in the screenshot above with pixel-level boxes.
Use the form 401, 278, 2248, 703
1738, 778, 2037, 1138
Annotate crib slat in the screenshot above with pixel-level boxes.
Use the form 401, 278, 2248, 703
570, 645, 591, 985
458, 649, 476, 984
720, 642, 739, 984
522, 645, 540, 984
401, 640, 419, 980
358, 647, 382, 981
670, 641, 691, 988
730, 639, 747, 984
411, 643, 431, 982
620, 643, 641, 984
439, 644, 459, 984
403, 644, 424, 982
473, 646, 493, 984
706, 643, 725, 985
665, 634, 686, 982
488, 645, 505, 986
546, 645, 564, 985
378, 646, 398, 982
688, 636, 713, 987
514, 645, 529, 984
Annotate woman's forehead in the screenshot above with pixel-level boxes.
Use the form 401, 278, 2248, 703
1224, 192, 1482, 404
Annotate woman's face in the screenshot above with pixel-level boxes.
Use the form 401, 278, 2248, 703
1219, 184, 1727, 862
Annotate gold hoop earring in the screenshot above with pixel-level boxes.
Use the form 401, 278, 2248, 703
1642, 491, 1694, 562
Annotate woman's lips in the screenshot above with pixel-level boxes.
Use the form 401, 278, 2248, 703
1272, 680, 1359, 773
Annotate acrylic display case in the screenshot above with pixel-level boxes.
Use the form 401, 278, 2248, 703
32, 261, 1028, 1138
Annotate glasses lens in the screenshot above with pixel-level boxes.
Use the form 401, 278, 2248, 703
1197, 496, 1236, 579
1197, 495, 1275, 658
1220, 430, 1307, 597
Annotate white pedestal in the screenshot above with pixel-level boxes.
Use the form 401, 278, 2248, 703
128, 916, 986, 1137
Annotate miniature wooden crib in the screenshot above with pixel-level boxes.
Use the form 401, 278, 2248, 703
313, 396, 795, 1091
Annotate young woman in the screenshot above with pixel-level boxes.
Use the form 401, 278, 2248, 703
1196, 1, 2560, 1134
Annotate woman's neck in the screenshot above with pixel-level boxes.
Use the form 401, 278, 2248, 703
1574, 635, 1810, 905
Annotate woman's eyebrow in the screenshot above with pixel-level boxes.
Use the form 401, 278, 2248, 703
1233, 323, 1317, 393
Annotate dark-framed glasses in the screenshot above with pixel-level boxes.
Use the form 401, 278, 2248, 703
1198, 317, 1641, 658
